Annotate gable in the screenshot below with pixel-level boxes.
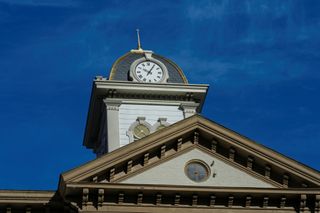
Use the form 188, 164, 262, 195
60, 115, 320, 194
120, 147, 275, 188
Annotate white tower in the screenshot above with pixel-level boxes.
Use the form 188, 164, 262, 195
83, 40, 208, 157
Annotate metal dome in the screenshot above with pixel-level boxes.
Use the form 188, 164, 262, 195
108, 51, 188, 84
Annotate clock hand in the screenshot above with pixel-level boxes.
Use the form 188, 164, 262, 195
147, 65, 155, 76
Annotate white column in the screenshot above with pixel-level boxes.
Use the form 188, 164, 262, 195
104, 99, 121, 152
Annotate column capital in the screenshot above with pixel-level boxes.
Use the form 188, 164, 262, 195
180, 102, 199, 118
103, 99, 122, 111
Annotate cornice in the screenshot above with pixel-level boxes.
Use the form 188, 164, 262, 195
94, 80, 209, 93
0, 190, 55, 204
66, 182, 320, 194
195, 119, 320, 185
64, 183, 320, 212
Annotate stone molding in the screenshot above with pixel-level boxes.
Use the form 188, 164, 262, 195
103, 99, 122, 111
0, 190, 73, 212
180, 103, 200, 118
64, 183, 320, 212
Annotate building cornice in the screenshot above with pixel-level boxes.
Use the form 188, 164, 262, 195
94, 80, 209, 95
65, 182, 320, 194
63, 183, 320, 212
0, 190, 55, 204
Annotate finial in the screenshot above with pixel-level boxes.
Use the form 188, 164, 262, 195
136, 29, 142, 50
131, 29, 152, 53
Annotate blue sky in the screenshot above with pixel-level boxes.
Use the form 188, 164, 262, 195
0, 0, 319, 190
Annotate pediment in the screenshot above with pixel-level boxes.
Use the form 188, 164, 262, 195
120, 147, 276, 188
59, 115, 320, 193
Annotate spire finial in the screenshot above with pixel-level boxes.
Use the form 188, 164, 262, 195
136, 29, 142, 50
131, 29, 151, 53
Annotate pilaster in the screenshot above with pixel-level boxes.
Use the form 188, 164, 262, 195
104, 99, 122, 152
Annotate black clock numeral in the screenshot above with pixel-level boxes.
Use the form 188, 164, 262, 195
156, 68, 160, 70
137, 71, 141, 73
143, 78, 146, 81
138, 75, 143, 78
154, 79, 157, 82
147, 62, 150, 66
142, 64, 145, 67
158, 72, 161, 74
149, 80, 151, 82
138, 67, 142, 69
157, 76, 161, 78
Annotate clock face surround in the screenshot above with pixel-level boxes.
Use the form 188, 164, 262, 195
134, 61, 164, 83
133, 124, 150, 139
130, 55, 169, 83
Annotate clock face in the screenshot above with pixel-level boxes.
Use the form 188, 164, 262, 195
133, 124, 150, 139
134, 61, 164, 83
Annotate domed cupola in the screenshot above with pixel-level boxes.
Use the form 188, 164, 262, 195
83, 31, 208, 156
108, 31, 188, 84
109, 50, 188, 84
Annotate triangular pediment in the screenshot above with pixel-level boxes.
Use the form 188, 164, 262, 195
59, 115, 320, 194
120, 147, 276, 188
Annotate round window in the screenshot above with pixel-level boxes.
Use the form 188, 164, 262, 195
185, 160, 210, 182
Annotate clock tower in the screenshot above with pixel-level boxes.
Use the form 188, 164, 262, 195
83, 38, 209, 157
